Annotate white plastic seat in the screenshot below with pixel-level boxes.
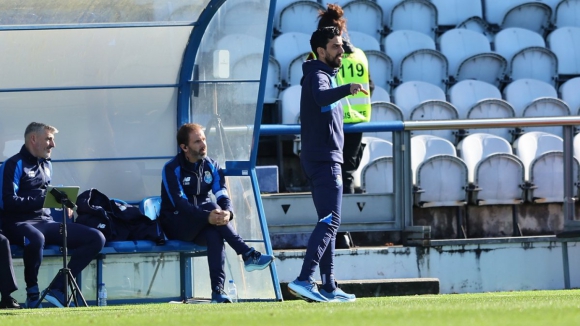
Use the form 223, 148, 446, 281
574, 133, 580, 160
513, 131, 579, 202
347, 31, 381, 52
522, 97, 571, 137
555, 0, 580, 28
510, 47, 558, 87
494, 28, 546, 64
362, 156, 394, 193
221, 1, 269, 38
547, 27, 580, 76
457, 133, 525, 205
466, 99, 516, 140
393, 80, 446, 118
431, 0, 483, 27
343, 0, 384, 41
352, 137, 393, 190
287, 51, 310, 87
456, 53, 507, 87
448, 80, 502, 118
371, 85, 391, 103
278, 1, 324, 34
365, 50, 393, 91
399, 49, 448, 90
559, 77, 580, 114
364, 101, 404, 142
233, 54, 281, 104
456, 16, 494, 43
272, 32, 312, 84
280, 85, 302, 124
411, 135, 468, 207
483, 0, 554, 27
439, 29, 492, 77
409, 100, 459, 143
215, 34, 264, 73
501, 2, 552, 34
503, 78, 559, 117
390, 0, 437, 39
376, 0, 404, 26
274, 0, 313, 29
384, 29, 436, 77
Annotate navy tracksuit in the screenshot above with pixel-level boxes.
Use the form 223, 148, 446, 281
159, 152, 251, 290
298, 60, 352, 290
0, 145, 105, 292
0, 232, 18, 297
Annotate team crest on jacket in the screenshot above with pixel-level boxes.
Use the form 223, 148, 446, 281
204, 171, 212, 184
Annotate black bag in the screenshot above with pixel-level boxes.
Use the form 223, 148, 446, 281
75, 188, 165, 245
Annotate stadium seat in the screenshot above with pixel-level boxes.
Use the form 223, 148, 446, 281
232, 54, 281, 104
371, 85, 391, 102
390, 0, 437, 39
510, 47, 558, 87
456, 53, 507, 87
501, 2, 552, 34
559, 77, 580, 114
392, 80, 445, 118
409, 100, 459, 143
522, 97, 571, 137
287, 51, 309, 87
513, 131, 579, 203
352, 137, 393, 191
365, 50, 393, 91
410, 135, 468, 207
399, 49, 448, 90
278, 0, 324, 34
265, 56, 281, 104
494, 28, 546, 65
274, 0, 312, 30
503, 78, 558, 117
215, 34, 264, 74
384, 29, 436, 77
221, 1, 269, 38
547, 27, 580, 77
376, 0, 404, 26
343, 0, 384, 41
272, 32, 312, 84
456, 16, 494, 43
280, 85, 302, 124
364, 101, 404, 142
362, 156, 394, 193
483, 0, 554, 28
457, 133, 525, 205
448, 80, 502, 119
555, 0, 580, 28
431, 0, 483, 29
466, 99, 516, 141
347, 31, 381, 51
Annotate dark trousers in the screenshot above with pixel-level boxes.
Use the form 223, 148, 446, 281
0, 233, 18, 297
3, 220, 105, 292
342, 132, 364, 194
161, 202, 251, 290
298, 160, 342, 288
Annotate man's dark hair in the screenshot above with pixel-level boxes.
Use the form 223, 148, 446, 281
310, 26, 341, 54
176, 123, 203, 146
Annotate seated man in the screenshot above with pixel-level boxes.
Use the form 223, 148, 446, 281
0, 122, 106, 308
0, 232, 21, 309
159, 123, 274, 303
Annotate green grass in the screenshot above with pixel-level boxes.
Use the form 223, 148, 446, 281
2, 290, 580, 326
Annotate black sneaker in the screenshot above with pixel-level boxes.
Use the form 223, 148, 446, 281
0, 296, 22, 309
210, 286, 232, 303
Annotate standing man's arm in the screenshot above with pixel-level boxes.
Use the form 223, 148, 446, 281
0, 160, 45, 213
311, 73, 365, 108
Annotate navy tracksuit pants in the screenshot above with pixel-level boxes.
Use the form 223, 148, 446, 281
0, 233, 18, 297
161, 202, 252, 290
298, 160, 342, 290
3, 219, 105, 292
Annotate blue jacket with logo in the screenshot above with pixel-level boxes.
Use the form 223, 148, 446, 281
0, 145, 53, 223
300, 59, 352, 163
159, 151, 233, 223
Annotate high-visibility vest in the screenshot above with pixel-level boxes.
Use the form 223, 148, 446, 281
336, 48, 371, 123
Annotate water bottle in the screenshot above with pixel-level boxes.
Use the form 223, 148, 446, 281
98, 283, 107, 306
227, 279, 238, 303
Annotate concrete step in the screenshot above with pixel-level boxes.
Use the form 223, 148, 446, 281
280, 278, 440, 300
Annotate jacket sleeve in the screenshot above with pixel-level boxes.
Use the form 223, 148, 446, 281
0, 159, 45, 214
210, 161, 234, 218
161, 162, 210, 222
311, 72, 352, 108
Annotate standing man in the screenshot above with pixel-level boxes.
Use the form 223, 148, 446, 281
0, 122, 106, 308
159, 123, 274, 303
287, 27, 367, 303
0, 232, 21, 309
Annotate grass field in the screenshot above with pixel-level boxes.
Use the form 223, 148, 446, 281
1, 290, 579, 326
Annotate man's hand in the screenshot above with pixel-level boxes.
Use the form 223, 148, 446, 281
350, 83, 369, 96
208, 208, 231, 226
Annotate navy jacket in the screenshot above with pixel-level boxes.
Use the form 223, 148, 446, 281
0, 145, 52, 223
159, 152, 233, 223
300, 59, 352, 163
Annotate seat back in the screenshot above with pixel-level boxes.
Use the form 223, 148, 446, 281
411, 134, 456, 183
371, 85, 391, 103
494, 27, 545, 64
278, 0, 324, 34
273, 32, 311, 83
431, 0, 483, 27
440, 28, 491, 76
362, 156, 394, 193
343, 0, 384, 41
456, 17, 494, 43
384, 29, 436, 77
415, 155, 468, 207
547, 27, 580, 75
510, 47, 558, 87
287, 51, 309, 87
501, 2, 552, 34
280, 85, 302, 124
140, 196, 162, 220
365, 50, 393, 91
393, 81, 446, 118
456, 53, 507, 87
522, 98, 571, 137
353, 137, 393, 189
347, 31, 381, 51
513, 131, 563, 180
449, 80, 502, 118
399, 49, 448, 90
376, 0, 404, 26
466, 99, 516, 140
457, 133, 513, 182
474, 153, 525, 205
265, 56, 281, 104
365, 101, 404, 141
555, 0, 580, 28
409, 100, 459, 142
503, 78, 558, 116
559, 77, 580, 114
390, 0, 437, 39
483, 0, 539, 26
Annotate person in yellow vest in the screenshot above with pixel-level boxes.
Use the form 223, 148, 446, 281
306, 4, 374, 249
309, 4, 374, 196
